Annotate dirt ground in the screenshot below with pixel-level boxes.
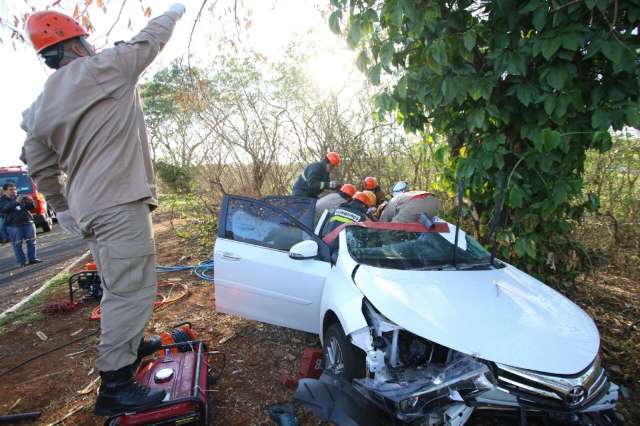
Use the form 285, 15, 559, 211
0, 211, 637, 425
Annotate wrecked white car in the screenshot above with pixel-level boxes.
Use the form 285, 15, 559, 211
213, 195, 619, 424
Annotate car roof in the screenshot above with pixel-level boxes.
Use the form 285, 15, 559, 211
322, 221, 450, 244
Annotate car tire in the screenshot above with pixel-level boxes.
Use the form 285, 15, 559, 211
323, 322, 366, 381
41, 216, 52, 233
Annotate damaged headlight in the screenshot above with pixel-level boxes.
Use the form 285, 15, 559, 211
354, 352, 495, 421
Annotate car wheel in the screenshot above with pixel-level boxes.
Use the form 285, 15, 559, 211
41, 216, 52, 233
323, 322, 366, 381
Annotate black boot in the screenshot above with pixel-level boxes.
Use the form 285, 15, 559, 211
94, 365, 166, 416
137, 335, 162, 359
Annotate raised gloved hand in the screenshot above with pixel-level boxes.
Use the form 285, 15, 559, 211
56, 210, 82, 237
328, 180, 340, 190
168, 3, 186, 18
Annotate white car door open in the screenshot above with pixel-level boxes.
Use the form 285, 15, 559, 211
214, 196, 331, 334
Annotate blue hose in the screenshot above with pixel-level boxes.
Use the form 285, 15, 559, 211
156, 259, 215, 282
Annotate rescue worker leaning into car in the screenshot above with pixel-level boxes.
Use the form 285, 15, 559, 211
314, 183, 357, 222
21, 4, 187, 416
321, 190, 376, 237
292, 152, 341, 198
379, 181, 440, 223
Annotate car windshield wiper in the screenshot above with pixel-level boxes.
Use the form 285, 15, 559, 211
411, 264, 457, 271
456, 261, 494, 270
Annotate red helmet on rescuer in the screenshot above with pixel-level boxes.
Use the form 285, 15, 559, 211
339, 184, 357, 198
325, 152, 341, 167
362, 176, 378, 190
26, 11, 88, 53
353, 191, 376, 208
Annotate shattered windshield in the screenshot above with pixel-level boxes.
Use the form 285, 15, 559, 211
346, 226, 494, 270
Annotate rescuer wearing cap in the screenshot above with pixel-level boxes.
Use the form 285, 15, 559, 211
314, 183, 357, 222
321, 190, 376, 236
292, 152, 341, 198
21, 4, 187, 416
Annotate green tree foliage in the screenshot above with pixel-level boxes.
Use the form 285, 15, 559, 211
155, 159, 195, 193
329, 0, 640, 283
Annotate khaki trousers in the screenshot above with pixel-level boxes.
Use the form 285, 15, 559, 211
80, 201, 157, 372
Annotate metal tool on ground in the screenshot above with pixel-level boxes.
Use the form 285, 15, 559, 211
107, 324, 220, 425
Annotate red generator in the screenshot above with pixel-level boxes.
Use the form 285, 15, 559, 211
107, 340, 213, 426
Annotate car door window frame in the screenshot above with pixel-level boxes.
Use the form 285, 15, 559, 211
218, 194, 331, 262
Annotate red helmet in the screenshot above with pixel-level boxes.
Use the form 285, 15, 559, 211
325, 152, 341, 167
26, 11, 88, 53
339, 183, 357, 198
353, 191, 376, 208
362, 176, 378, 190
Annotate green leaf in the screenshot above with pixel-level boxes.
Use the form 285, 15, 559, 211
585, 0, 595, 9
463, 31, 477, 51
543, 129, 562, 150
441, 77, 457, 103
546, 66, 568, 90
591, 109, 611, 129
544, 95, 555, 115
468, 109, 486, 130
532, 8, 547, 31
520, 0, 543, 14
356, 50, 369, 72
602, 41, 623, 64
509, 186, 525, 208
587, 193, 600, 212
347, 17, 361, 48
541, 37, 562, 60
329, 10, 342, 34
369, 63, 381, 85
624, 104, 640, 128
380, 42, 394, 68
504, 51, 528, 76
397, 75, 408, 99
391, 0, 404, 27
431, 40, 448, 66
561, 33, 581, 51
515, 84, 534, 106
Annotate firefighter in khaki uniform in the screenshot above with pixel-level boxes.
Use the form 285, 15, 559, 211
21, 4, 186, 416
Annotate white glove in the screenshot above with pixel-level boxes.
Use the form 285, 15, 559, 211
329, 180, 339, 190
168, 3, 186, 18
56, 210, 82, 237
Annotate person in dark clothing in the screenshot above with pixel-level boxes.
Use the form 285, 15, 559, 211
0, 182, 42, 267
292, 152, 341, 198
361, 176, 387, 208
0, 186, 9, 244
321, 190, 376, 237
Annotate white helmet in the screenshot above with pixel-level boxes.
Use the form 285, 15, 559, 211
391, 181, 409, 196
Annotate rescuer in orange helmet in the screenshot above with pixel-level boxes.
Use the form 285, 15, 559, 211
22, 4, 187, 417
314, 183, 357, 222
321, 190, 376, 237
292, 152, 342, 198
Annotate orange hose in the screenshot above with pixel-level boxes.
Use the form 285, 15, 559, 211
89, 281, 190, 320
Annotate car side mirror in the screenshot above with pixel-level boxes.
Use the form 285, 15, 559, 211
289, 240, 318, 260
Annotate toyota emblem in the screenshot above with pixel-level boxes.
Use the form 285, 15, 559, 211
566, 386, 587, 406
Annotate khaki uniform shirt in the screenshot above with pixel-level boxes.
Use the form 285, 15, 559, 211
315, 192, 348, 222
380, 191, 440, 223
21, 12, 180, 222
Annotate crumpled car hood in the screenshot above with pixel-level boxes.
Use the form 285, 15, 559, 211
354, 264, 599, 375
